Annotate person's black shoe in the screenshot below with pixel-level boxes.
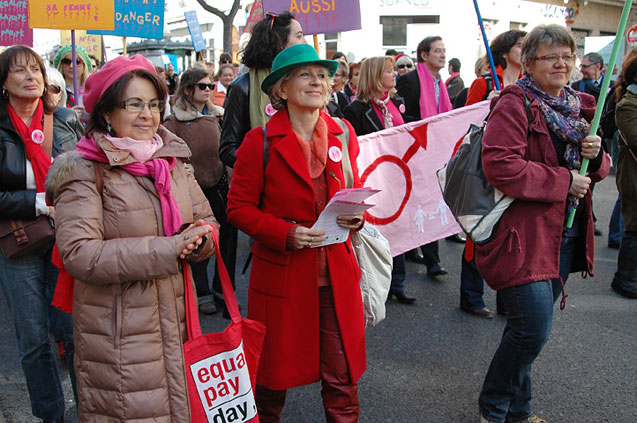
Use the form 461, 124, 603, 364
405, 249, 426, 263
461, 306, 495, 319
608, 241, 620, 249
389, 291, 416, 304
611, 281, 637, 299
427, 263, 448, 277
594, 226, 602, 236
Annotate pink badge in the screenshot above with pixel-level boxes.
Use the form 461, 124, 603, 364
329, 146, 342, 162
265, 103, 276, 116
31, 129, 44, 145
399, 104, 406, 114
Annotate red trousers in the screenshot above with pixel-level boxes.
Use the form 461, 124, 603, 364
256, 287, 359, 422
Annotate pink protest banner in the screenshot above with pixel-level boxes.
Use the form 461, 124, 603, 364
243, 0, 264, 34
357, 101, 491, 257
0, 0, 33, 46
28, 0, 114, 30
263, 0, 361, 35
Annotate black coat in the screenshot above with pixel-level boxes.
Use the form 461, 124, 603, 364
395, 70, 421, 123
0, 107, 82, 219
219, 72, 250, 167
343, 96, 406, 136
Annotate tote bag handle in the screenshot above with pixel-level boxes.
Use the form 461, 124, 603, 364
183, 224, 240, 340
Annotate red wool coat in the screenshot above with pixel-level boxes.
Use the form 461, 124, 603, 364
475, 85, 610, 291
227, 109, 366, 390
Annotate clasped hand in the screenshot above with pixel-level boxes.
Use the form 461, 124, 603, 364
177, 220, 213, 259
293, 213, 364, 250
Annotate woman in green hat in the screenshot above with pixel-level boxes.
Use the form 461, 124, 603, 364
227, 43, 367, 422
53, 44, 92, 108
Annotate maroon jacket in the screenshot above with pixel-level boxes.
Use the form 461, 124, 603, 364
475, 85, 610, 291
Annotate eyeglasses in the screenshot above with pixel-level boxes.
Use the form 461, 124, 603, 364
397, 64, 413, 69
580, 62, 598, 68
118, 99, 164, 113
196, 83, 215, 91
60, 58, 83, 66
49, 85, 62, 94
535, 54, 576, 63
266, 11, 279, 29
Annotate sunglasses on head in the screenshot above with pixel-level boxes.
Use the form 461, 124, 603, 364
397, 64, 413, 69
61, 58, 83, 66
48, 85, 62, 94
196, 83, 215, 91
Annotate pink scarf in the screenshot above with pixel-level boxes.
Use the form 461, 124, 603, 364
417, 62, 452, 119
371, 92, 405, 129
445, 72, 460, 86
75, 134, 182, 236
104, 133, 163, 163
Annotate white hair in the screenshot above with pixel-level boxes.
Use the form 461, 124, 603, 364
45, 67, 67, 107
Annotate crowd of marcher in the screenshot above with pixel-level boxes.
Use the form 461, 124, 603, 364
0, 10, 634, 423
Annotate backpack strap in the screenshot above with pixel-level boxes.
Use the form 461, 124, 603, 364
92, 161, 103, 195
332, 117, 354, 189
42, 113, 54, 159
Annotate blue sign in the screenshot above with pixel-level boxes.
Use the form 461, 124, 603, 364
88, 0, 164, 40
184, 10, 206, 53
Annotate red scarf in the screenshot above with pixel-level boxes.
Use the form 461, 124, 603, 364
7, 100, 50, 192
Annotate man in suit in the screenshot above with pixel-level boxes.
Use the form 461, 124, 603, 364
396, 36, 452, 277
572, 52, 607, 102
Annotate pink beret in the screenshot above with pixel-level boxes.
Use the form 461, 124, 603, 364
83, 54, 156, 114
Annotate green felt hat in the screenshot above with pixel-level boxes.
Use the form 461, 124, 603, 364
53, 44, 92, 72
261, 44, 339, 94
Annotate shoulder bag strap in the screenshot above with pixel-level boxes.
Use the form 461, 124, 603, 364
333, 118, 354, 189
43, 113, 54, 159
617, 129, 637, 164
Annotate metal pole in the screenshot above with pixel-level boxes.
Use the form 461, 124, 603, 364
472, 0, 500, 91
565, 0, 634, 228
71, 30, 80, 106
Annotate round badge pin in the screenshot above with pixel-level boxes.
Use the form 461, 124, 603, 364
265, 103, 276, 116
328, 146, 342, 162
31, 129, 44, 145
399, 104, 406, 114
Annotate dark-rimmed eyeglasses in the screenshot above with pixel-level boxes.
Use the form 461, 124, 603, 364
580, 62, 598, 68
61, 58, 83, 66
196, 83, 215, 91
118, 99, 164, 113
535, 54, 576, 63
49, 85, 62, 94
397, 64, 413, 69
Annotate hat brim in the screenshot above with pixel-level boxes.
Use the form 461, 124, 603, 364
261, 59, 339, 94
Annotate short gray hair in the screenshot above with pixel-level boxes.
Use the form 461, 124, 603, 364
584, 52, 604, 67
521, 24, 576, 76
267, 65, 334, 111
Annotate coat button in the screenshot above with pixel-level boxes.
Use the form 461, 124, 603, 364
113, 157, 118, 162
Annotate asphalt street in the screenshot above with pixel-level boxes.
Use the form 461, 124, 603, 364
0, 174, 634, 423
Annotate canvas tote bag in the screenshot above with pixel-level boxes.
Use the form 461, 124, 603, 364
183, 226, 266, 423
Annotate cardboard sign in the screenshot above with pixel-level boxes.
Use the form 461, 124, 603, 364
263, 0, 361, 35
185, 10, 206, 53
243, 0, 264, 34
28, 0, 114, 30
60, 30, 102, 60
88, 0, 164, 40
0, 0, 33, 46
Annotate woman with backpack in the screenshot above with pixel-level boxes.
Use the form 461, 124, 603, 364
475, 25, 609, 423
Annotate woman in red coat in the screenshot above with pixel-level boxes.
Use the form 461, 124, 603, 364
227, 44, 366, 423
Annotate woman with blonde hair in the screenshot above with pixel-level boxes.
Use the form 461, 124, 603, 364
53, 44, 92, 108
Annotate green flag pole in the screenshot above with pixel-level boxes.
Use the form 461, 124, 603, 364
565, 0, 634, 228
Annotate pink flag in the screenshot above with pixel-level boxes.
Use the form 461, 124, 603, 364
357, 101, 491, 256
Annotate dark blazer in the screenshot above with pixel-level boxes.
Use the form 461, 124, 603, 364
395, 69, 421, 123
219, 72, 250, 167
343, 96, 406, 136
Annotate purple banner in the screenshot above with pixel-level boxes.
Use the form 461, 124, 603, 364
263, 0, 361, 35
0, 0, 33, 46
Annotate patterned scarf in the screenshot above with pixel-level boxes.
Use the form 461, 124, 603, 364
516, 75, 590, 213
372, 93, 393, 129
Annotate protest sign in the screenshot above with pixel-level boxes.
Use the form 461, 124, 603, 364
0, 0, 33, 46
88, 0, 164, 40
28, 0, 114, 30
184, 10, 206, 53
243, 0, 264, 34
61, 30, 102, 60
263, 0, 361, 35
357, 101, 491, 257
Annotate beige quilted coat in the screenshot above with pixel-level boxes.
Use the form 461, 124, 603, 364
47, 128, 218, 422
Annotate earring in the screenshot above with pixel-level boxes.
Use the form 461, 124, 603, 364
1, 89, 7, 98
107, 123, 112, 133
